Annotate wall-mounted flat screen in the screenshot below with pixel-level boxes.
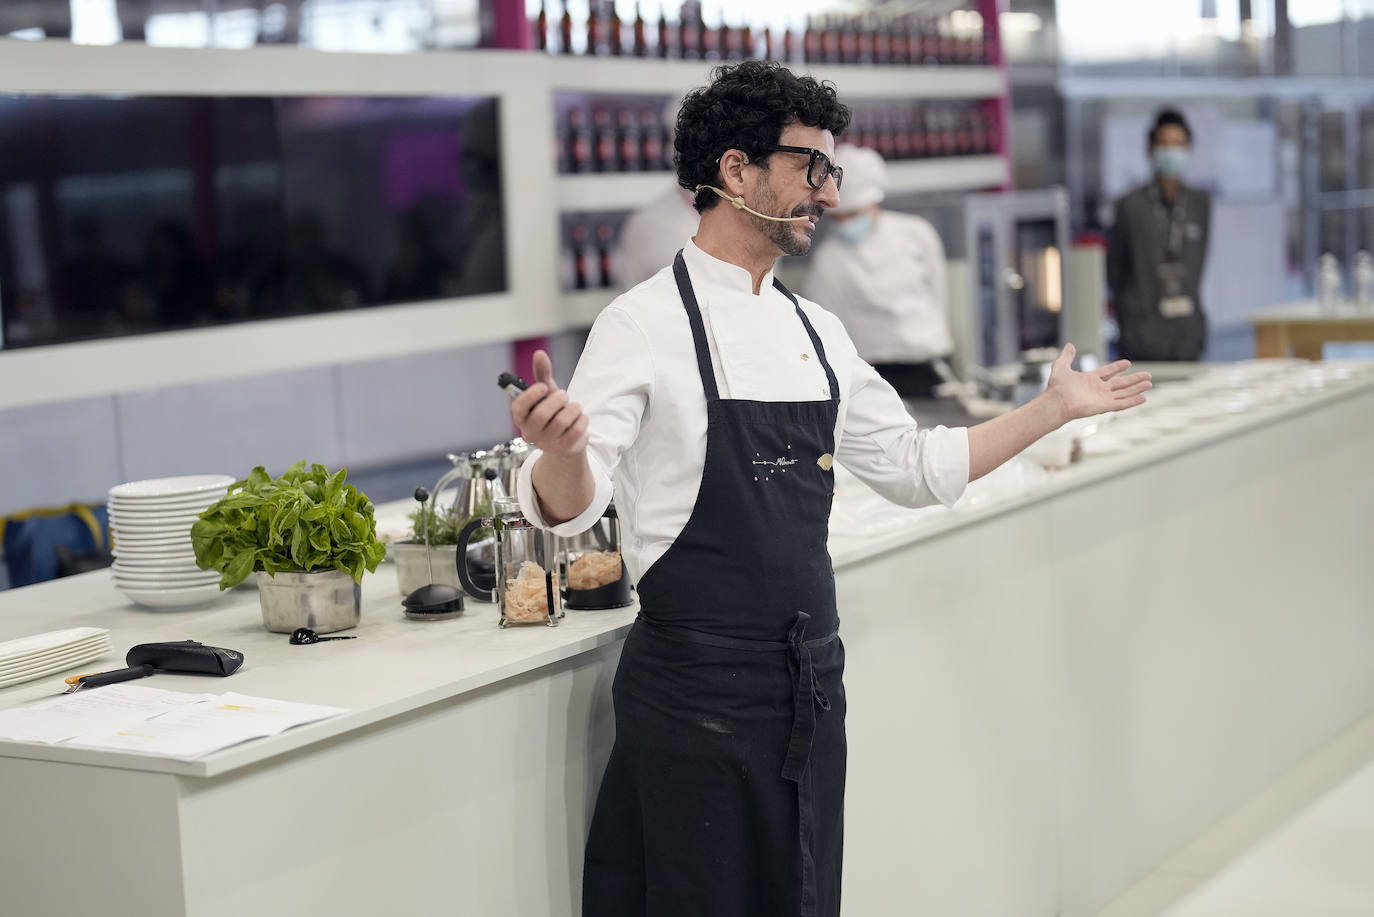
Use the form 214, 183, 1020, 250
0, 94, 505, 350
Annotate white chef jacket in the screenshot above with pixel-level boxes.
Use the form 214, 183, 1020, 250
800, 210, 953, 364
517, 239, 970, 583
611, 186, 702, 293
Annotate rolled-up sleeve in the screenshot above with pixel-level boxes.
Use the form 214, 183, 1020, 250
516, 304, 653, 535
834, 341, 970, 509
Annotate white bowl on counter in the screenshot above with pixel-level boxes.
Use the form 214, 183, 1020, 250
116, 581, 227, 609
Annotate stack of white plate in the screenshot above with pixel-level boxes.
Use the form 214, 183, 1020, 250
108, 474, 235, 609
0, 626, 112, 689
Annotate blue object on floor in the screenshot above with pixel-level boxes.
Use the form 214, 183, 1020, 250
0, 504, 110, 588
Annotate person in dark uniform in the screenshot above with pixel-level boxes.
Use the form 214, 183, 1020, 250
1108, 108, 1212, 362
510, 61, 1153, 917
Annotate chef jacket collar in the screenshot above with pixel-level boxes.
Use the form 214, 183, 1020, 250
682, 238, 778, 298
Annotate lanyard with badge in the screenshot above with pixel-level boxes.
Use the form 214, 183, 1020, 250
1154, 188, 1196, 319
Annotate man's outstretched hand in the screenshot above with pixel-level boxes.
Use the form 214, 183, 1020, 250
1044, 343, 1152, 424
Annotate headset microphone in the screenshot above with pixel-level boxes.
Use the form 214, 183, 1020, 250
695, 185, 814, 223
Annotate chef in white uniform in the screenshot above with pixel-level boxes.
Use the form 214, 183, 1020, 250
507, 60, 1153, 917
801, 144, 954, 398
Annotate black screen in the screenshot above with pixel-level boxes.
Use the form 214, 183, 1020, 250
0, 94, 505, 349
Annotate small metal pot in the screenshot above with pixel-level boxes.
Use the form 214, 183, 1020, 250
256, 569, 361, 634
390, 542, 461, 597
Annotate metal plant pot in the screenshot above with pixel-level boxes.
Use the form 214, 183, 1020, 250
390, 542, 462, 597
256, 569, 360, 634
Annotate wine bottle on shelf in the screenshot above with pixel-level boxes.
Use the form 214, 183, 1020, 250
955, 109, 974, 155
984, 104, 1002, 156
840, 16, 859, 65
534, 0, 548, 52
680, 0, 703, 60
913, 16, 930, 65
593, 107, 618, 172
658, 7, 679, 58
822, 15, 842, 64
871, 14, 890, 65
556, 109, 571, 173
855, 14, 874, 65
633, 1, 648, 56
560, 1, 575, 54
898, 14, 918, 66
851, 106, 874, 150
939, 105, 958, 157
969, 106, 989, 155
720, 15, 738, 61
617, 108, 642, 171
939, 15, 958, 65
559, 224, 577, 291
908, 107, 929, 159
609, 1, 625, 56
640, 106, 665, 170
891, 105, 912, 160
571, 222, 590, 290
568, 107, 593, 173
596, 223, 616, 289
700, 4, 720, 62
587, 0, 609, 55
803, 15, 822, 63
876, 109, 896, 160
969, 18, 986, 66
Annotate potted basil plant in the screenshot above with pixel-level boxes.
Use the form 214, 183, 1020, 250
191, 461, 386, 634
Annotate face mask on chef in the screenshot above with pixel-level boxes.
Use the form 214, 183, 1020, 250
1152, 146, 1189, 179
834, 213, 875, 244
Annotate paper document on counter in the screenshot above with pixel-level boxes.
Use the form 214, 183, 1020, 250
0, 686, 349, 759
66, 692, 350, 760
0, 683, 211, 744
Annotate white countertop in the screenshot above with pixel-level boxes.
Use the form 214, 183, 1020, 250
3, 364, 1372, 778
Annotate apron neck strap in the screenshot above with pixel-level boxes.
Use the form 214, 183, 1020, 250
673, 250, 721, 402
774, 277, 841, 403
672, 250, 841, 405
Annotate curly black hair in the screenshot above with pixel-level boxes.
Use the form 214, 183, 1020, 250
675, 60, 851, 213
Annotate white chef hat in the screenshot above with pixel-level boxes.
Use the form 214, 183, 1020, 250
832, 143, 886, 214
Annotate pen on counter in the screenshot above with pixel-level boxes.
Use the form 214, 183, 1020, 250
63, 664, 155, 694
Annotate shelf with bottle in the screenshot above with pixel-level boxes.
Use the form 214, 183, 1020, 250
556, 92, 675, 177
555, 154, 1008, 216
548, 54, 1003, 99
845, 100, 1001, 162
557, 211, 624, 325
559, 211, 626, 292
531, 0, 995, 70
554, 94, 1006, 212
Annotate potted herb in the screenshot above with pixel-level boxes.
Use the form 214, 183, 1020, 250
191, 461, 386, 633
389, 501, 470, 596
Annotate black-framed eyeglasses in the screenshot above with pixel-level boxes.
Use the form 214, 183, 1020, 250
771, 145, 844, 191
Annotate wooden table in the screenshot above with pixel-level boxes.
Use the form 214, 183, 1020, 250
1250, 300, 1374, 359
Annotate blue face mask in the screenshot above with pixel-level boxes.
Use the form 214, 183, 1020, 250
834, 213, 875, 244
1152, 146, 1189, 178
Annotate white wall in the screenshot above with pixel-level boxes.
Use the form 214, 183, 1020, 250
0, 331, 588, 517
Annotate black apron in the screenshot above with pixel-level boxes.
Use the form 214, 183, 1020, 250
582, 252, 846, 917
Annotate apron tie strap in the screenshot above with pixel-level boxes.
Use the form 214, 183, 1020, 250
784, 610, 827, 917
